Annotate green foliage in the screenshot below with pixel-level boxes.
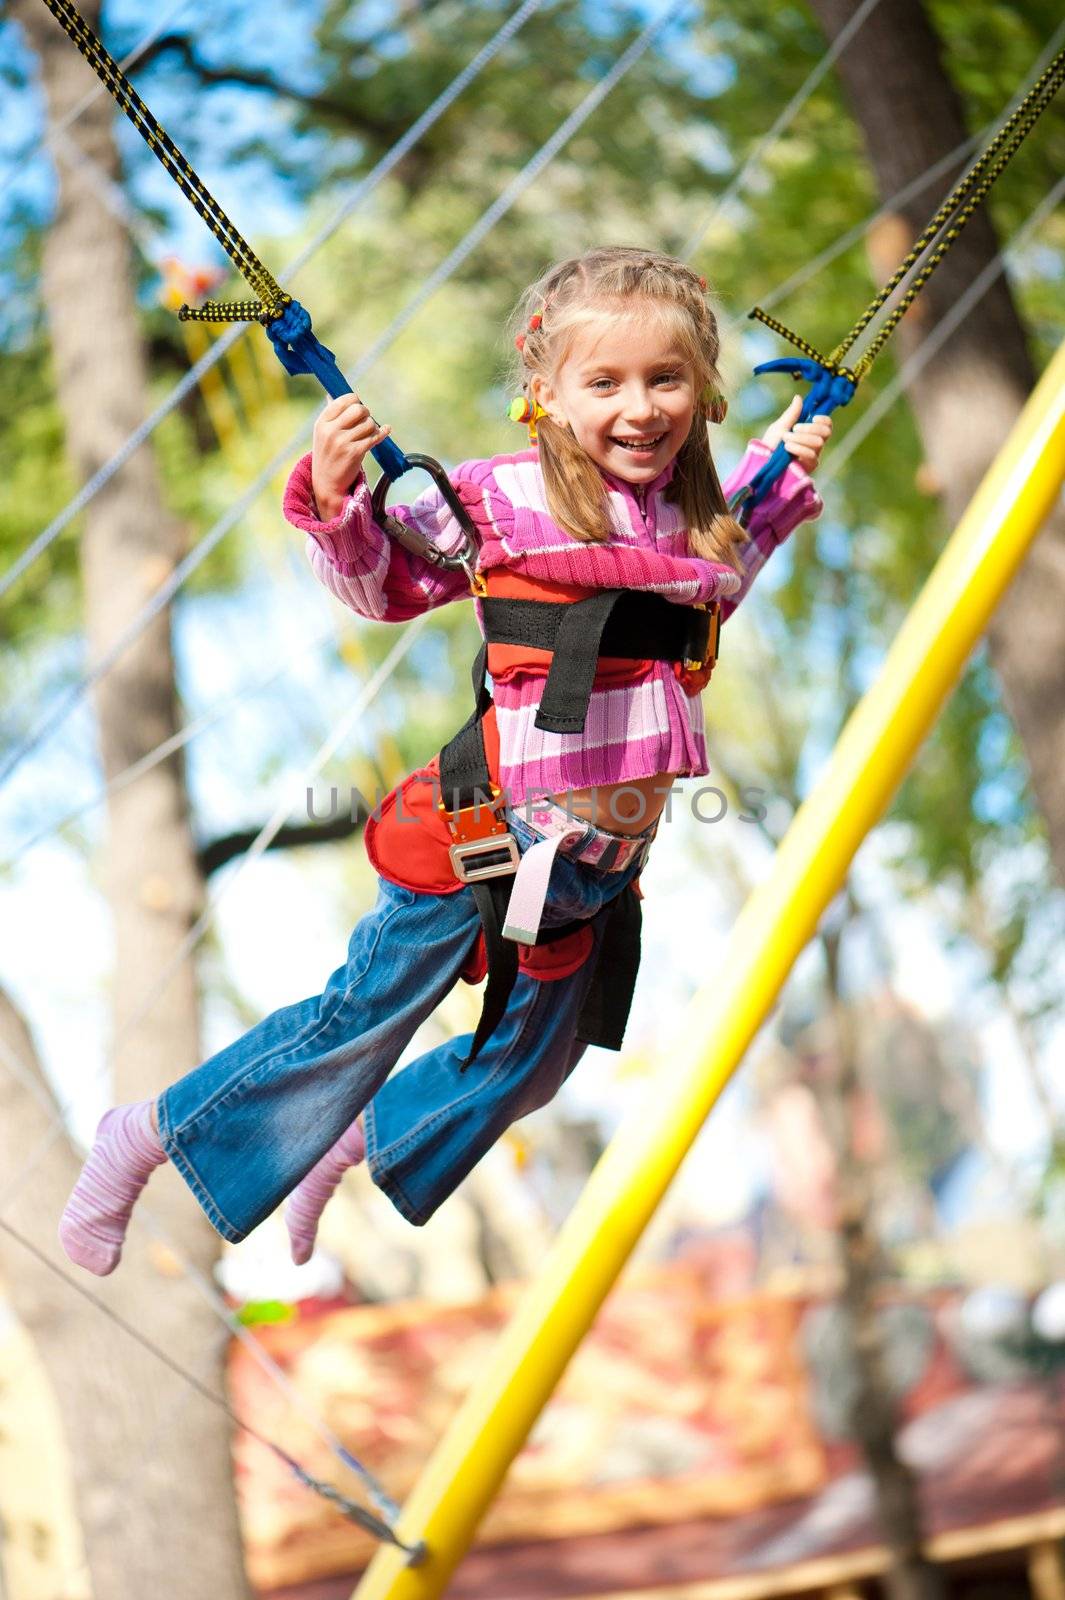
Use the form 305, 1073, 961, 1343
0, 337, 79, 651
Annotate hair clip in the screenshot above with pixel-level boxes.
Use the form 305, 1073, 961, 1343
697, 275, 708, 291
514, 332, 526, 352
528, 311, 543, 331
508, 395, 548, 441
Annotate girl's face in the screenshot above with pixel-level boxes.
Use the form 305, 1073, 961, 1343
533, 306, 699, 484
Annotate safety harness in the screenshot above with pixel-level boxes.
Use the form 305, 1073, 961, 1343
397, 490, 723, 1067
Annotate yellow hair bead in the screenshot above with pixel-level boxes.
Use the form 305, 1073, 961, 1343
508, 395, 548, 440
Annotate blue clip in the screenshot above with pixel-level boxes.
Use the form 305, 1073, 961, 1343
732, 358, 855, 525
266, 299, 411, 482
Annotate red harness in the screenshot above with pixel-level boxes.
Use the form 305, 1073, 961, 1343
364, 703, 611, 986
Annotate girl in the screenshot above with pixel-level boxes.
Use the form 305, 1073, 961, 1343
60, 247, 830, 1275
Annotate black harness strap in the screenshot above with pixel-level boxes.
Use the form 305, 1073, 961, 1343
481, 591, 712, 735
439, 642, 497, 811
466, 875, 519, 1067
575, 887, 643, 1052
442, 645, 627, 1070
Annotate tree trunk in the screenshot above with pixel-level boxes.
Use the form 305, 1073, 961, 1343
807, 0, 1065, 887
0, 990, 245, 1597
11, 3, 249, 1592
818, 932, 946, 1600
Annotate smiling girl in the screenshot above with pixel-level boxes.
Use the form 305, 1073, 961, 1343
60, 247, 830, 1275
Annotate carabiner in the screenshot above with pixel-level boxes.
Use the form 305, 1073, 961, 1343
370, 453, 481, 575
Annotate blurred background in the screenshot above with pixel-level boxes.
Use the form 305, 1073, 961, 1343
0, 0, 1064, 1595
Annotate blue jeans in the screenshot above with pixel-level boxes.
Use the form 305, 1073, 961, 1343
158, 811, 650, 1237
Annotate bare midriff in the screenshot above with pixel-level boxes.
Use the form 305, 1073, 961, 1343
548, 770, 680, 836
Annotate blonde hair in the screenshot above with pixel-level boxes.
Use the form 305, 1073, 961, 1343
509, 246, 746, 567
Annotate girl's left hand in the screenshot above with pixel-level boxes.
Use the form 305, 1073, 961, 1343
761, 395, 832, 473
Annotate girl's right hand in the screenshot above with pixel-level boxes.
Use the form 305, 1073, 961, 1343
311, 394, 391, 521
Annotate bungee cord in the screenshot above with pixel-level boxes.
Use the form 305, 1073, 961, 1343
722, 0, 1065, 338
824, 49, 1065, 377
4, 158, 1057, 1236
0, 0, 549, 603
7, 3, 1056, 799
0, 1, 687, 1253
0, 4, 685, 1550
0, 1, 684, 792
3, 174, 1059, 1551
816, 169, 1065, 488
727, 38, 1064, 521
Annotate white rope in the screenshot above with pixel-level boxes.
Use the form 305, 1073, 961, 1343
0, 2, 686, 1437
0, 0, 684, 1211
6, 170, 1056, 1532
0, 1, 683, 790
718, 18, 1065, 346
6, 146, 1058, 1226
680, 0, 886, 260
0, 1024, 398, 1522
6, 109, 1040, 864
0, 10, 1057, 1538
0, 0, 549, 602
0, 613, 427, 1215
0, 617, 343, 867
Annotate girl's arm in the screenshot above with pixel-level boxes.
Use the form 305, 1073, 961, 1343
284, 394, 483, 621
478, 455, 743, 606
485, 532, 744, 607
717, 408, 827, 623
283, 453, 474, 622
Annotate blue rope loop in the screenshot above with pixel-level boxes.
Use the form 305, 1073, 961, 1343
266, 298, 412, 481
731, 358, 856, 526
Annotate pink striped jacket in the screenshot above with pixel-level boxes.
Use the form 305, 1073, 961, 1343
283, 442, 822, 801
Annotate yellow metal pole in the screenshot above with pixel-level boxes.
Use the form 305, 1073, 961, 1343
355, 339, 1065, 1600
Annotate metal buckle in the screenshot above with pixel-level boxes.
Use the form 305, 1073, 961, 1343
439, 786, 520, 883
683, 599, 721, 672
448, 835, 521, 883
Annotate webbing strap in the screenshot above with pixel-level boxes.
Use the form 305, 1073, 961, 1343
438, 638, 646, 1067
464, 876, 520, 1068
534, 590, 626, 735
438, 643, 497, 813
575, 888, 642, 1052
480, 591, 712, 736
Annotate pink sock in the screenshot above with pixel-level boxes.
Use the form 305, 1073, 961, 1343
285, 1120, 366, 1265
59, 1100, 166, 1276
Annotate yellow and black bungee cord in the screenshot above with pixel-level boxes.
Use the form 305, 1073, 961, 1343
733, 41, 1065, 522
37, 0, 484, 584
